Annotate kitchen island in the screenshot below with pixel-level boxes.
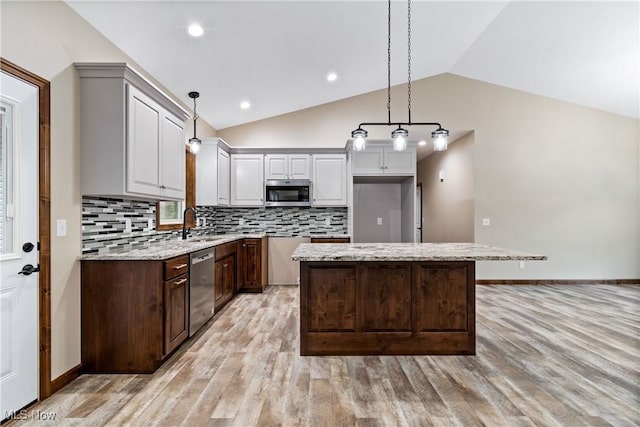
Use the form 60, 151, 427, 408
291, 243, 546, 356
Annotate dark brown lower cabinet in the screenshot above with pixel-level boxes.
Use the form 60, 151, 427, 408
81, 255, 190, 373
238, 237, 269, 293
299, 261, 475, 356
215, 242, 237, 311
215, 255, 235, 311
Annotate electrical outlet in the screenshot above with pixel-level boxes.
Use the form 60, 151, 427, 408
148, 218, 153, 231
482, 218, 491, 226
377, 217, 382, 225
124, 218, 132, 233
202, 218, 207, 227
325, 218, 331, 226
238, 218, 245, 226
519, 261, 525, 269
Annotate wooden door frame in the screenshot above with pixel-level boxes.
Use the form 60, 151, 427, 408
1, 58, 52, 400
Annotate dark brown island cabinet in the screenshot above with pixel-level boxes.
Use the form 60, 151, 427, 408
81, 255, 190, 373
299, 261, 475, 356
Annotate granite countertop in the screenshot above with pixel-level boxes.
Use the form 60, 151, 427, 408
81, 234, 266, 261
291, 242, 547, 262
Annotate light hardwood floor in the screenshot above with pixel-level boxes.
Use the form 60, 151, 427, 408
16, 285, 640, 426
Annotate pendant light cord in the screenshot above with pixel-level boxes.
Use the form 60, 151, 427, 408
387, 0, 392, 124
407, 0, 412, 124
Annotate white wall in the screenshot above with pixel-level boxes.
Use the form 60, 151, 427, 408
418, 132, 475, 243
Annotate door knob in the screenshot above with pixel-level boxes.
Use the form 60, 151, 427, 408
22, 242, 35, 252
18, 264, 40, 276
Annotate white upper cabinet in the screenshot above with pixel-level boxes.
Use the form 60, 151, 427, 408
312, 154, 347, 206
76, 63, 189, 201
195, 141, 230, 206
265, 154, 311, 180
231, 154, 264, 206
351, 145, 416, 175
217, 149, 230, 205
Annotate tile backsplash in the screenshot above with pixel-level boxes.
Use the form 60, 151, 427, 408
82, 197, 348, 254
196, 206, 348, 236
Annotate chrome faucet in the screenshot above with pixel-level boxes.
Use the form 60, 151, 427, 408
182, 207, 197, 240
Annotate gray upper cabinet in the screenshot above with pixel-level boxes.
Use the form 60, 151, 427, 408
351, 145, 416, 175
195, 139, 230, 206
265, 154, 311, 180
76, 63, 189, 201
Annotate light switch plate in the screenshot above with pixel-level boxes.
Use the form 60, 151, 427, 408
56, 219, 67, 237
238, 218, 245, 226
377, 217, 383, 225
124, 218, 132, 233
482, 218, 491, 226
519, 261, 525, 269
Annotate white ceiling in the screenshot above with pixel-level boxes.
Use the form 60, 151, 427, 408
66, 1, 639, 131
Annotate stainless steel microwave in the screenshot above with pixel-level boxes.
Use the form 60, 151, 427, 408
265, 179, 312, 207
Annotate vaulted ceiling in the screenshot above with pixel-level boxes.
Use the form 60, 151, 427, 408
66, 1, 639, 130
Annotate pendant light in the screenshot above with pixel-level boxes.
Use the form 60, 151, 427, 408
187, 91, 202, 154
349, 0, 449, 152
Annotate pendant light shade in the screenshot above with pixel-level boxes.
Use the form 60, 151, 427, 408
351, 128, 368, 152
392, 127, 408, 151
432, 128, 449, 151
187, 91, 202, 154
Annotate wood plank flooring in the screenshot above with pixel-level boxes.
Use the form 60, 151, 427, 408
16, 285, 640, 426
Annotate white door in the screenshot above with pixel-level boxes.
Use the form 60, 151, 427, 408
195, 142, 218, 206
0, 71, 40, 417
384, 147, 416, 174
264, 155, 288, 180
351, 146, 384, 174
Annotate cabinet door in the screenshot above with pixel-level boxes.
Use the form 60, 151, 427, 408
222, 255, 235, 300
243, 239, 262, 289
384, 147, 416, 175
160, 112, 185, 200
312, 154, 347, 206
217, 149, 230, 205
351, 146, 384, 174
195, 143, 218, 205
289, 155, 311, 179
163, 274, 189, 356
231, 154, 264, 206
127, 85, 161, 196
214, 260, 225, 309
265, 155, 288, 180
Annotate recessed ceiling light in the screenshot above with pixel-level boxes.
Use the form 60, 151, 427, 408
240, 101, 251, 110
418, 140, 427, 146
327, 72, 338, 82
187, 24, 204, 37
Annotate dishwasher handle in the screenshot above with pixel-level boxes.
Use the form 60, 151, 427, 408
192, 252, 214, 265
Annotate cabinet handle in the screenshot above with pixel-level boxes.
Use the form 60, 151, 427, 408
160, 185, 166, 189
173, 278, 187, 285
173, 264, 188, 270
223, 263, 229, 268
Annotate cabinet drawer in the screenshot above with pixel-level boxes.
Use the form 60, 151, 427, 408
311, 238, 350, 243
215, 242, 236, 261
164, 255, 189, 280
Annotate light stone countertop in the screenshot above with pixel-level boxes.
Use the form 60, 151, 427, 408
291, 242, 547, 262
81, 234, 266, 261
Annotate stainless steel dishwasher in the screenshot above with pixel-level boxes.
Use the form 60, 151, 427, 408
189, 247, 215, 336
